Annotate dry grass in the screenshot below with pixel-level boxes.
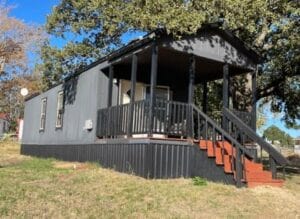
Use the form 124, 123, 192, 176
0, 140, 299, 218
0, 139, 28, 168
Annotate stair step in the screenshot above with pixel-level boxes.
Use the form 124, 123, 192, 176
244, 159, 263, 171
215, 147, 224, 165
246, 171, 272, 180
207, 142, 216, 157
199, 140, 211, 150
223, 155, 233, 173
247, 179, 284, 188
217, 141, 235, 156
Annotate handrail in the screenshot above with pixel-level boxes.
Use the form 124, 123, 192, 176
223, 107, 289, 166
192, 104, 254, 159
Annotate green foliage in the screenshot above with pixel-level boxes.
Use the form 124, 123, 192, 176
194, 80, 223, 121
263, 125, 294, 147
41, 0, 299, 126
192, 176, 207, 186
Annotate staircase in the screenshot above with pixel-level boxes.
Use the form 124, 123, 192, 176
197, 140, 284, 187
192, 104, 289, 188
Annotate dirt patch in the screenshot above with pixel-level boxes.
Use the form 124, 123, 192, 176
0, 155, 27, 168
53, 161, 90, 170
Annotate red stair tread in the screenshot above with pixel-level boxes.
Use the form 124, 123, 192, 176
199, 140, 212, 150
217, 141, 235, 156
215, 147, 224, 165
247, 178, 284, 183
246, 171, 272, 179
223, 155, 233, 173
247, 181, 284, 188
207, 142, 215, 157
244, 159, 263, 171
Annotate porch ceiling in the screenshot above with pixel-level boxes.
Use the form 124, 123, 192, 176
105, 46, 250, 84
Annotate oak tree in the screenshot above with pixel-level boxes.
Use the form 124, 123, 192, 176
41, 0, 299, 126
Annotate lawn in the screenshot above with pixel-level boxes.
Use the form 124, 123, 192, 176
0, 140, 299, 218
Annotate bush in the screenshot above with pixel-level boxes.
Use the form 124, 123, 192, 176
287, 154, 300, 167
192, 176, 207, 186
0, 133, 17, 141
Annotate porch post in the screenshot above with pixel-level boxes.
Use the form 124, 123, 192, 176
188, 55, 195, 139
188, 55, 195, 104
251, 69, 257, 132
222, 64, 229, 131
127, 54, 138, 137
148, 44, 158, 136
107, 65, 114, 107
202, 81, 208, 114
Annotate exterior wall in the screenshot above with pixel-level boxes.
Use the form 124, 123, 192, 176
22, 61, 118, 145
163, 32, 256, 70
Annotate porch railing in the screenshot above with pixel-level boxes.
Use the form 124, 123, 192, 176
96, 99, 190, 138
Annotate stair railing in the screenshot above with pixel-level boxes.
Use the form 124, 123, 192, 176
222, 107, 289, 178
192, 104, 254, 187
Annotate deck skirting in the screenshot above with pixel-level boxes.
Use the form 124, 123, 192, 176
21, 141, 235, 184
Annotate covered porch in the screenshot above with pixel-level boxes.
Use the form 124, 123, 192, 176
97, 28, 258, 140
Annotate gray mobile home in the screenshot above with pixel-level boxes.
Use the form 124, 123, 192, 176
21, 25, 288, 187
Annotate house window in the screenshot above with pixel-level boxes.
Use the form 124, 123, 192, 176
145, 86, 171, 101
40, 98, 47, 131
56, 91, 64, 128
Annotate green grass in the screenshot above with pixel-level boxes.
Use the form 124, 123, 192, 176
192, 176, 207, 186
0, 140, 299, 218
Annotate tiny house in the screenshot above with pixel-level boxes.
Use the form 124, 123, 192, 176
21, 25, 288, 187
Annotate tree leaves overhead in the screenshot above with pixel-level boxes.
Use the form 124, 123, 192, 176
41, 0, 299, 126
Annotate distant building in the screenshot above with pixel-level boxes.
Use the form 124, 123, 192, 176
0, 113, 9, 138
294, 138, 300, 155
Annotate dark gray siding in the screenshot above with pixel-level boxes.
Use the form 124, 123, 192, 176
163, 32, 256, 70
21, 140, 235, 184
22, 61, 118, 145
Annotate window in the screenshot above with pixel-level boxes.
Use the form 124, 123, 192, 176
145, 86, 171, 101
56, 91, 64, 128
40, 98, 47, 131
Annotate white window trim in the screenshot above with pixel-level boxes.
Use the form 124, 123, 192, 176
144, 85, 171, 101
40, 98, 47, 131
55, 91, 64, 129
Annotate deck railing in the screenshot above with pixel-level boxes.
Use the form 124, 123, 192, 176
96, 99, 190, 138
222, 108, 289, 175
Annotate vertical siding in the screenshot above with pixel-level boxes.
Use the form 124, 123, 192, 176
21, 142, 235, 184
22, 61, 118, 145
152, 144, 192, 178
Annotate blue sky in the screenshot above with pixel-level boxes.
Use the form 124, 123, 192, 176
7, 0, 299, 137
